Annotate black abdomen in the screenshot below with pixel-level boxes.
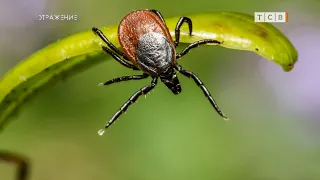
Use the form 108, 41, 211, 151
135, 32, 175, 75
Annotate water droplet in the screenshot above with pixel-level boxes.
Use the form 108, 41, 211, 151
98, 129, 105, 136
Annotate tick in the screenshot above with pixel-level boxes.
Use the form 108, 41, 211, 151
92, 9, 228, 134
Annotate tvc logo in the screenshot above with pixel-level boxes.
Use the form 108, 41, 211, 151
254, 12, 288, 22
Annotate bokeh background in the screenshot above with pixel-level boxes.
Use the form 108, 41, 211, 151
0, 0, 319, 179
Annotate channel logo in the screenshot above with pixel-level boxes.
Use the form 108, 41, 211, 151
254, 12, 288, 22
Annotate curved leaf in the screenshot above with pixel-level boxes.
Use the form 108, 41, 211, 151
0, 11, 298, 131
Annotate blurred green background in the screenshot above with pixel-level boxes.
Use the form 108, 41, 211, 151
0, 0, 319, 180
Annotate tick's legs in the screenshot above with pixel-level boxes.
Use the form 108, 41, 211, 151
175, 64, 228, 120
92, 27, 139, 70
0, 151, 29, 180
176, 39, 221, 59
175, 17, 193, 47
92, 27, 129, 60
102, 77, 158, 129
101, 46, 139, 70
99, 73, 149, 86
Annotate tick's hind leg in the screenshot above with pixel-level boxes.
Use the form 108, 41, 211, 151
101, 46, 140, 70
92, 27, 129, 61
92, 27, 139, 70
100, 77, 158, 131
99, 73, 149, 86
0, 151, 29, 180
174, 17, 193, 47
176, 39, 221, 59
175, 64, 228, 120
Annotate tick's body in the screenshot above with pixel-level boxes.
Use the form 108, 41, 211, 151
92, 9, 228, 133
118, 10, 176, 73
